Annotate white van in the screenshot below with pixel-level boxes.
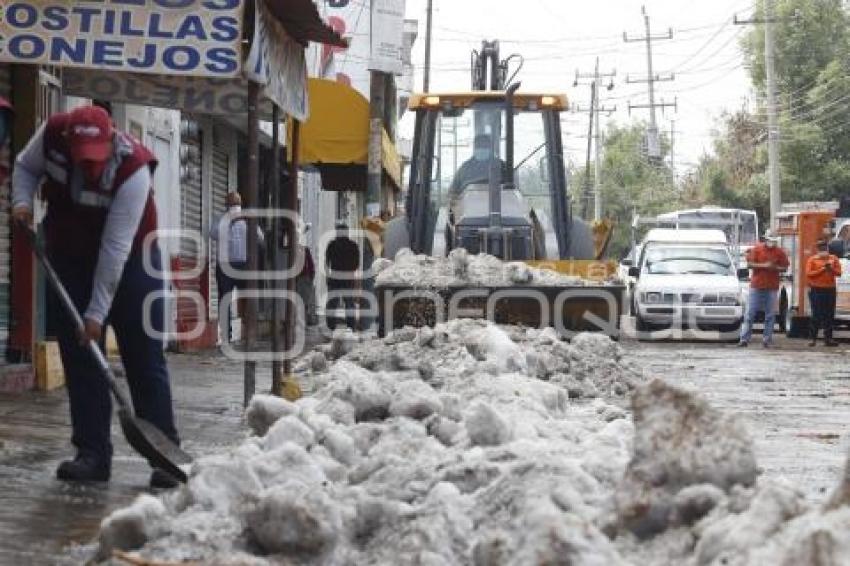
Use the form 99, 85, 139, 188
629, 229, 747, 333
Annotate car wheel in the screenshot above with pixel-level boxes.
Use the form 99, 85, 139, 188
635, 314, 653, 340
718, 321, 742, 342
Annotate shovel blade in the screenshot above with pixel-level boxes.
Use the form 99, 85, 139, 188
118, 408, 191, 484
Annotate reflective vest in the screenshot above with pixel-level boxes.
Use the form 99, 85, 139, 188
41, 112, 158, 259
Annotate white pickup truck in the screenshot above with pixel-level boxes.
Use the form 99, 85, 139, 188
629, 229, 747, 336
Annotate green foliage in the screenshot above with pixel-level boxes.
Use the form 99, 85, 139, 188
572, 122, 678, 258
693, 0, 850, 222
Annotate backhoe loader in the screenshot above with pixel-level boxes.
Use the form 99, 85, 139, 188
375, 41, 623, 336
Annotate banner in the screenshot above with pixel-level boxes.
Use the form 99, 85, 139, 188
244, 0, 309, 121
369, 0, 405, 75
62, 69, 302, 120
63, 70, 257, 116
323, 0, 372, 99
0, 0, 243, 77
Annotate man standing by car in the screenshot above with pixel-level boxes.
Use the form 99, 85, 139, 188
738, 230, 790, 348
806, 239, 842, 347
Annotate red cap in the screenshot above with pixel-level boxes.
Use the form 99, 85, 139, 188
66, 106, 113, 163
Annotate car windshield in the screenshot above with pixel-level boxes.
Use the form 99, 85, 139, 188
642, 245, 733, 275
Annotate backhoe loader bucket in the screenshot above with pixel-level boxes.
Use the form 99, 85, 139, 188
376, 281, 625, 338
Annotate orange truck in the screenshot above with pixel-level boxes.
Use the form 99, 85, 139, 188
775, 203, 850, 337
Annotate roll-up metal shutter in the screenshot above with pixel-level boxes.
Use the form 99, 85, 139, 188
0, 64, 13, 361
177, 119, 203, 329
209, 144, 229, 316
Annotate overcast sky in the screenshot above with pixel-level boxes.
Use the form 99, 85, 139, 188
402, 0, 757, 175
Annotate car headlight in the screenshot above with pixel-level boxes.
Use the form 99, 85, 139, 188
641, 292, 662, 304
719, 292, 740, 306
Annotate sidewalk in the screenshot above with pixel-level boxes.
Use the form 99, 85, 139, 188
0, 352, 268, 564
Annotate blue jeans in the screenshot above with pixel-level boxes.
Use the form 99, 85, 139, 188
49, 245, 179, 467
740, 288, 779, 344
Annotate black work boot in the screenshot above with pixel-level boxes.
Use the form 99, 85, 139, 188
56, 454, 110, 483
149, 468, 180, 489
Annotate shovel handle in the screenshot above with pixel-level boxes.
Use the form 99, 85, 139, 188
20, 223, 131, 409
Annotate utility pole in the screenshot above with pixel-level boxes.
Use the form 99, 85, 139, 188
625, 6, 674, 161
735, 2, 781, 228
670, 119, 676, 179
582, 83, 595, 221
423, 0, 433, 92
574, 58, 616, 221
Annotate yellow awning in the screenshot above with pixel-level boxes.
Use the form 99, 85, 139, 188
292, 78, 401, 191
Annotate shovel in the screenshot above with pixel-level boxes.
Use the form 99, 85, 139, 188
22, 225, 191, 483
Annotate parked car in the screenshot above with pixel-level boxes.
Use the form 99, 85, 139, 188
630, 229, 747, 336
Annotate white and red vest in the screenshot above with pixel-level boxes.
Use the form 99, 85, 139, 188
41, 112, 158, 258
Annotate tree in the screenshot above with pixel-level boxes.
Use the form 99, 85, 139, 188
742, 0, 850, 94
682, 0, 850, 234
572, 122, 678, 258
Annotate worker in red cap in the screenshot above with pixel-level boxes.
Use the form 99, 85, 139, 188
11, 105, 181, 489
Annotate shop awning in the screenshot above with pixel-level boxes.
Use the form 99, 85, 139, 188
265, 0, 348, 48
294, 78, 402, 192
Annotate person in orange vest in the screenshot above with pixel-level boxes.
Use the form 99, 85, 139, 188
806, 239, 842, 347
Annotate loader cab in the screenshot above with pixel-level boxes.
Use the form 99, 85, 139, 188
404, 92, 579, 260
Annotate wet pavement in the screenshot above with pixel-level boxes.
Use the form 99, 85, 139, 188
1, 330, 849, 564
623, 332, 850, 504
0, 352, 251, 565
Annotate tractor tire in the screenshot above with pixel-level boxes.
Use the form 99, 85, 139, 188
383, 217, 411, 260
567, 218, 596, 260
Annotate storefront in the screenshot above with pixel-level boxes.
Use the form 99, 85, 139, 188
0, 0, 345, 395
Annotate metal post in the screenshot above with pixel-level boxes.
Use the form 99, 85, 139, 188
284, 120, 301, 383
367, 71, 386, 218
423, 0, 433, 92
270, 104, 282, 396
765, 0, 781, 227
243, 82, 259, 408
452, 117, 458, 177
670, 119, 676, 179
582, 82, 596, 220
593, 57, 602, 222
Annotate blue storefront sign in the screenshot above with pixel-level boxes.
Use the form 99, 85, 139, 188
0, 1, 244, 77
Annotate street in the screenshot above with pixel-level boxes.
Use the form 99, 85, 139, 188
623, 335, 850, 504
0, 331, 847, 563
0, 353, 248, 565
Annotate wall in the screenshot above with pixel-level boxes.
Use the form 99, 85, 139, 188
114, 105, 182, 339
